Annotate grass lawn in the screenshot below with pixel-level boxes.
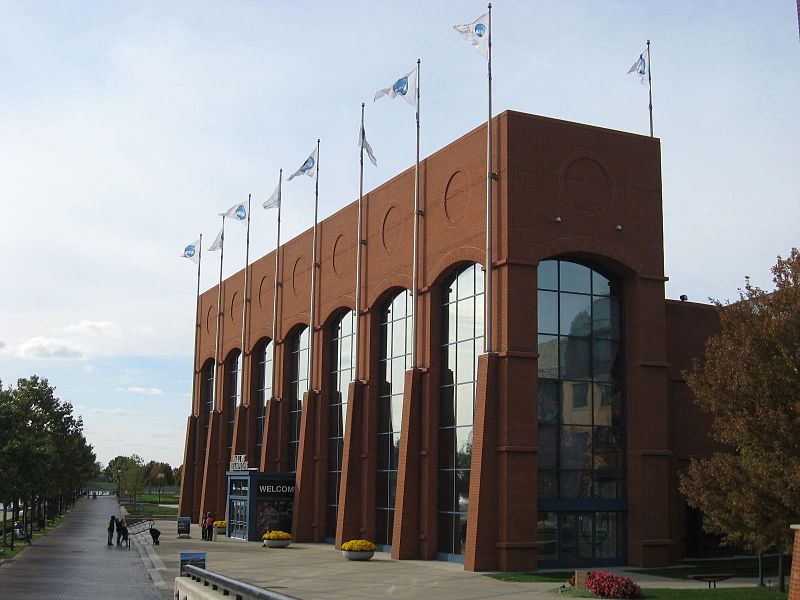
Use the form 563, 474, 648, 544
121, 503, 178, 516
487, 571, 574, 583
629, 556, 791, 581
556, 586, 787, 599
135, 494, 179, 504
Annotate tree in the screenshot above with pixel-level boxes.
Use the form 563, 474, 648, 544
679, 249, 800, 587
119, 459, 146, 503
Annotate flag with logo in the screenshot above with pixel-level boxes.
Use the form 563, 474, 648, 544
220, 201, 248, 224
374, 69, 417, 106
209, 228, 224, 252
288, 146, 318, 181
263, 183, 280, 210
628, 49, 650, 88
181, 238, 201, 264
454, 12, 490, 59
358, 124, 378, 167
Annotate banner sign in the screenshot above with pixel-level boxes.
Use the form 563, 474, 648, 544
255, 478, 295, 499
229, 454, 248, 471
179, 552, 206, 576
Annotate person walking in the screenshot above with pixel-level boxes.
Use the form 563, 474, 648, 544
115, 517, 124, 546
203, 513, 214, 541
107, 515, 116, 545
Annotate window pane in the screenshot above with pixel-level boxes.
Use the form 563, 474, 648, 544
456, 341, 475, 384
538, 290, 559, 334
592, 270, 612, 296
538, 425, 558, 469
438, 427, 455, 469
538, 260, 558, 290
538, 335, 559, 378
593, 339, 622, 382
537, 513, 558, 560
455, 427, 473, 469
561, 381, 591, 425
560, 337, 591, 380
438, 469, 455, 511
455, 383, 474, 427
560, 426, 592, 469
560, 470, 592, 498
538, 471, 558, 498
560, 262, 591, 294
560, 293, 592, 336
456, 470, 470, 512
538, 379, 559, 424
440, 385, 455, 428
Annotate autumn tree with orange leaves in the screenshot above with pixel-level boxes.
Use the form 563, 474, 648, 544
679, 249, 800, 567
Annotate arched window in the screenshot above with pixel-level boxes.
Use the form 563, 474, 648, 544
375, 290, 412, 548
287, 327, 309, 473
536, 259, 626, 567
224, 350, 242, 454
326, 310, 356, 540
200, 359, 215, 440
437, 263, 484, 560
253, 339, 274, 460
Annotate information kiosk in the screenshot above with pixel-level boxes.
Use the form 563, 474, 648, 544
226, 456, 294, 542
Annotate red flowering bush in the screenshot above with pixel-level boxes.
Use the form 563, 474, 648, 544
584, 571, 641, 599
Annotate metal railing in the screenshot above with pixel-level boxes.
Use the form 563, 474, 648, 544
181, 565, 300, 600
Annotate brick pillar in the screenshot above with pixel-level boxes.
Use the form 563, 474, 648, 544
262, 393, 285, 472
391, 368, 424, 559
293, 389, 324, 541
178, 415, 198, 521
337, 380, 375, 546
789, 525, 800, 600
199, 410, 225, 521
232, 405, 250, 457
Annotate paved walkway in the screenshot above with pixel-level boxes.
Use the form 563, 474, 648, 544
0, 496, 160, 600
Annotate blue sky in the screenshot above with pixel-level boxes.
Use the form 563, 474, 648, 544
1, 1, 798, 467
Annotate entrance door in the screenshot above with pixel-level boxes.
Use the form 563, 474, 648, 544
229, 499, 247, 540
538, 511, 625, 568
559, 513, 593, 566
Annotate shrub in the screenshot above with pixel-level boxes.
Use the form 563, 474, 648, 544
262, 530, 291, 540
341, 539, 377, 552
584, 571, 641, 599
213, 520, 226, 527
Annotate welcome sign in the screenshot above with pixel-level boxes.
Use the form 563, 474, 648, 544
256, 478, 295, 499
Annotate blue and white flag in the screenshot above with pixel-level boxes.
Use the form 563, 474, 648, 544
288, 146, 318, 181
263, 183, 280, 210
220, 201, 248, 225
628, 50, 650, 88
181, 238, 201, 264
374, 69, 417, 106
209, 228, 224, 252
358, 124, 377, 167
454, 12, 489, 59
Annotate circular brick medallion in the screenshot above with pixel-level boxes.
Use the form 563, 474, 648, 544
381, 205, 404, 254
563, 157, 613, 212
444, 170, 470, 224
292, 256, 307, 296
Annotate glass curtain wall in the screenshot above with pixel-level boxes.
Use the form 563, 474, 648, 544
326, 310, 356, 540
254, 339, 274, 461
201, 359, 215, 442
375, 290, 412, 548
225, 351, 242, 455
437, 264, 484, 560
287, 327, 309, 472
536, 259, 626, 567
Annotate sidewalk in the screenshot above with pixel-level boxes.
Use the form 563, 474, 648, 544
0, 496, 160, 600
135, 519, 765, 600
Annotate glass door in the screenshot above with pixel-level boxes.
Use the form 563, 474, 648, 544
229, 499, 248, 540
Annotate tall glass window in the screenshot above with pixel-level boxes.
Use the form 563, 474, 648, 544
437, 263, 484, 560
254, 339, 274, 460
537, 259, 626, 566
375, 290, 412, 548
326, 310, 355, 540
225, 350, 242, 454
201, 359, 215, 441
287, 327, 309, 473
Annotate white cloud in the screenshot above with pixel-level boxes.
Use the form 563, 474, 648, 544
0, 339, 6, 350
91, 407, 138, 416
15, 337, 88, 360
83, 364, 96, 373
118, 386, 164, 395
64, 320, 122, 337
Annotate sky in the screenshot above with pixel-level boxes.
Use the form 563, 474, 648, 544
1, 1, 798, 469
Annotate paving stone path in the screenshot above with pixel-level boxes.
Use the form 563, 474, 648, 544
0, 495, 160, 600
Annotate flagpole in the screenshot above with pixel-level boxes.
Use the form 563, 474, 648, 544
309, 139, 320, 391
192, 233, 203, 415
271, 170, 283, 393
485, 2, 494, 354
355, 105, 365, 382
647, 39, 653, 137
411, 58, 421, 370
239, 194, 252, 404
214, 215, 226, 410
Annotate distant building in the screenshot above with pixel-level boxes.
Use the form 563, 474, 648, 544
179, 111, 721, 570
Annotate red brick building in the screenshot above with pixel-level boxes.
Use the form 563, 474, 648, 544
178, 110, 720, 570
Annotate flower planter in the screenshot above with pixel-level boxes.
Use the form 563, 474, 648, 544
215, 527, 226, 536
264, 539, 291, 548
342, 549, 374, 561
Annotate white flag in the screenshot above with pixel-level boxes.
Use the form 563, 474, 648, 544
374, 69, 417, 106
209, 228, 224, 252
220, 201, 248, 225
263, 183, 280, 210
181, 238, 201, 264
454, 12, 489, 59
288, 146, 318, 181
628, 50, 650, 88
358, 124, 378, 167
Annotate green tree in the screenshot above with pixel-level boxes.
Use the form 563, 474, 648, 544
679, 249, 800, 590
119, 457, 146, 503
